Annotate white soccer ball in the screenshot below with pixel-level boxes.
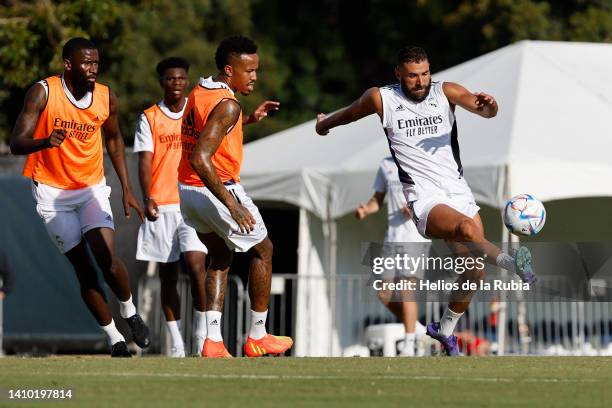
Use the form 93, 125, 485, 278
502, 194, 546, 236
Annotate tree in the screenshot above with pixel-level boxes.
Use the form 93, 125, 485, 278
0, 0, 122, 143
1, 0, 610, 146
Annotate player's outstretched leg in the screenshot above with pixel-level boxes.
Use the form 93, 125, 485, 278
65, 241, 130, 357
85, 227, 151, 350
183, 250, 207, 356
427, 206, 536, 284
424, 206, 536, 355
243, 237, 293, 357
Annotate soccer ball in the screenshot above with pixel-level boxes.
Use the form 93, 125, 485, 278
503, 194, 546, 236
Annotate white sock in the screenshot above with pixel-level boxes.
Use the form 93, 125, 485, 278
496, 252, 516, 273
249, 310, 268, 340
193, 310, 207, 340
403, 333, 416, 356
439, 307, 463, 337
166, 320, 184, 350
206, 311, 223, 342
193, 310, 207, 355
119, 295, 137, 319
101, 319, 125, 345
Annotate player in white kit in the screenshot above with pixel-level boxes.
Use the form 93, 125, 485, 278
356, 156, 430, 356
317, 45, 535, 356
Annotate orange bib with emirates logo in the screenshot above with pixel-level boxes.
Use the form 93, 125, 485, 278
178, 80, 243, 187
143, 104, 183, 205
23, 75, 110, 189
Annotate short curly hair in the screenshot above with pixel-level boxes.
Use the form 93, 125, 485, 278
156, 57, 190, 78
215, 36, 258, 71
396, 45, 429, 65
62, 37, 97, 60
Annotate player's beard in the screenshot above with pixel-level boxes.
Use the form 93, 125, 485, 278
71, 74, 95, 94
403, 82, 431, 103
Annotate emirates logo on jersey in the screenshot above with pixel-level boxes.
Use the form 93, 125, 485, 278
397, 115, 443, 129
398, 115, 444, 137
53, 117, 97, 141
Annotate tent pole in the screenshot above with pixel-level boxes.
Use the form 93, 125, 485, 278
498, 165, 510, 356
325, 184, 338, 356
295, 207, 309, 356
330, 218, 337, 356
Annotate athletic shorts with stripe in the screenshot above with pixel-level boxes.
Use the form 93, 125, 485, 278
179, 183, 267, 253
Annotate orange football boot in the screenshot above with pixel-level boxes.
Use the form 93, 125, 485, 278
244, 334, 293, 357
202, 338, 233, 358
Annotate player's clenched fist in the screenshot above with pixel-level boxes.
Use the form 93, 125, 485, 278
144, 198, 160, 222
355, 203, 367, 220
47, 129, 66, 148
474, 92, 496, 109
315, 113, 329, 136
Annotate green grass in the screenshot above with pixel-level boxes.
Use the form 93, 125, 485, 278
1, 356, 611, 407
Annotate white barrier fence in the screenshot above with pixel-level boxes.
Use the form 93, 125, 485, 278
137, 267, 612, 356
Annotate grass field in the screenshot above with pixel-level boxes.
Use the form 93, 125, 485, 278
1, 356, 611, 407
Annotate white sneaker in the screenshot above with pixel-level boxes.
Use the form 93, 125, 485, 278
169, 347, 185, 358
400, 347, 416, 357
399, 342, 416, 357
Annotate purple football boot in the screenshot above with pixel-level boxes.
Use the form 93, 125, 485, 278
514, 246, 536, 285
426, 322, 459, 356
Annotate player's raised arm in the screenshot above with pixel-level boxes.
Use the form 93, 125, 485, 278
190, 99, 256, 233
10, 83, 66, 155
102, 90, 144, 221
443, 82, 498, 118
243, 100, 280, 125
315, 87, 383, 135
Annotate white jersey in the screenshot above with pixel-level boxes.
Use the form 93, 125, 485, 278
379, 81, 471, 201
374, 157, 430, 243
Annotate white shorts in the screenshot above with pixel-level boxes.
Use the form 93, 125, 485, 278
136, 205, 208, 263
31, 178, 114, 254
179, 183, 267, 253
407, 191, 480, 238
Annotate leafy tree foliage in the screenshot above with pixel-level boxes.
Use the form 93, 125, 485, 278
1, 0, 610, 145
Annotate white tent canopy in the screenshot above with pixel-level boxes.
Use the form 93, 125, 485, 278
242, 40, 612, 216
240, 41, 612, 356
